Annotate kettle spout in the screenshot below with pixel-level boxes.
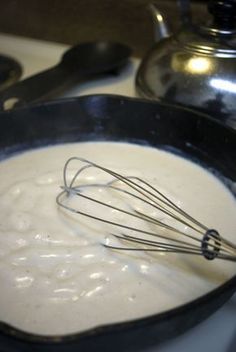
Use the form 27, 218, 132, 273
149, 3, 171, 42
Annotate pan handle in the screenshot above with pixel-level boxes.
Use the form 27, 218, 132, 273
0, 64, 79, 111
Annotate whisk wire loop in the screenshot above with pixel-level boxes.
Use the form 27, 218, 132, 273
56, 157, 236, 263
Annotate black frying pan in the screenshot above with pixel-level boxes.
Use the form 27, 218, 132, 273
0, 95, 235, 352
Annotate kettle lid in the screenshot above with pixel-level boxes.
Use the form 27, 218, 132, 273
175, 27, 236, 58
175, 0, 236, 58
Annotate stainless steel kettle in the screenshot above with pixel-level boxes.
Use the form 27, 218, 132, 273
136, 0, 236, 126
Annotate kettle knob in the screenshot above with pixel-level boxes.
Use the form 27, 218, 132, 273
208, 0, 236, 30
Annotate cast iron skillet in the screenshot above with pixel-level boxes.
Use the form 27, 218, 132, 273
0, 95, 235, 352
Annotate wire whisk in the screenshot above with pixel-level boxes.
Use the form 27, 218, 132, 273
56, 157, 236, 262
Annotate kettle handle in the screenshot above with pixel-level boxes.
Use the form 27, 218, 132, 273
149, 1, 192, 43
148, 3, 171, 42
177, 0, 192, 26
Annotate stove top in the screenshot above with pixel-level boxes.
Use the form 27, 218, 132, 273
0, 32, 235, 352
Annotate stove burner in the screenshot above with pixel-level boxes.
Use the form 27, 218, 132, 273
0, 54, 22, 91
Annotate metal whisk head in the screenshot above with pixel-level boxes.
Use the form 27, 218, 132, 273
56, 157, 236, 262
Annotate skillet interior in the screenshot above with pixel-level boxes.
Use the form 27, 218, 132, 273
0, 94, 235, 351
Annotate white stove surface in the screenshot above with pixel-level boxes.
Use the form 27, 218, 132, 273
0, 33, 235, 352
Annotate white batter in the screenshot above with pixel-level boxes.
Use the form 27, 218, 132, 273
0, 141, 235, 335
